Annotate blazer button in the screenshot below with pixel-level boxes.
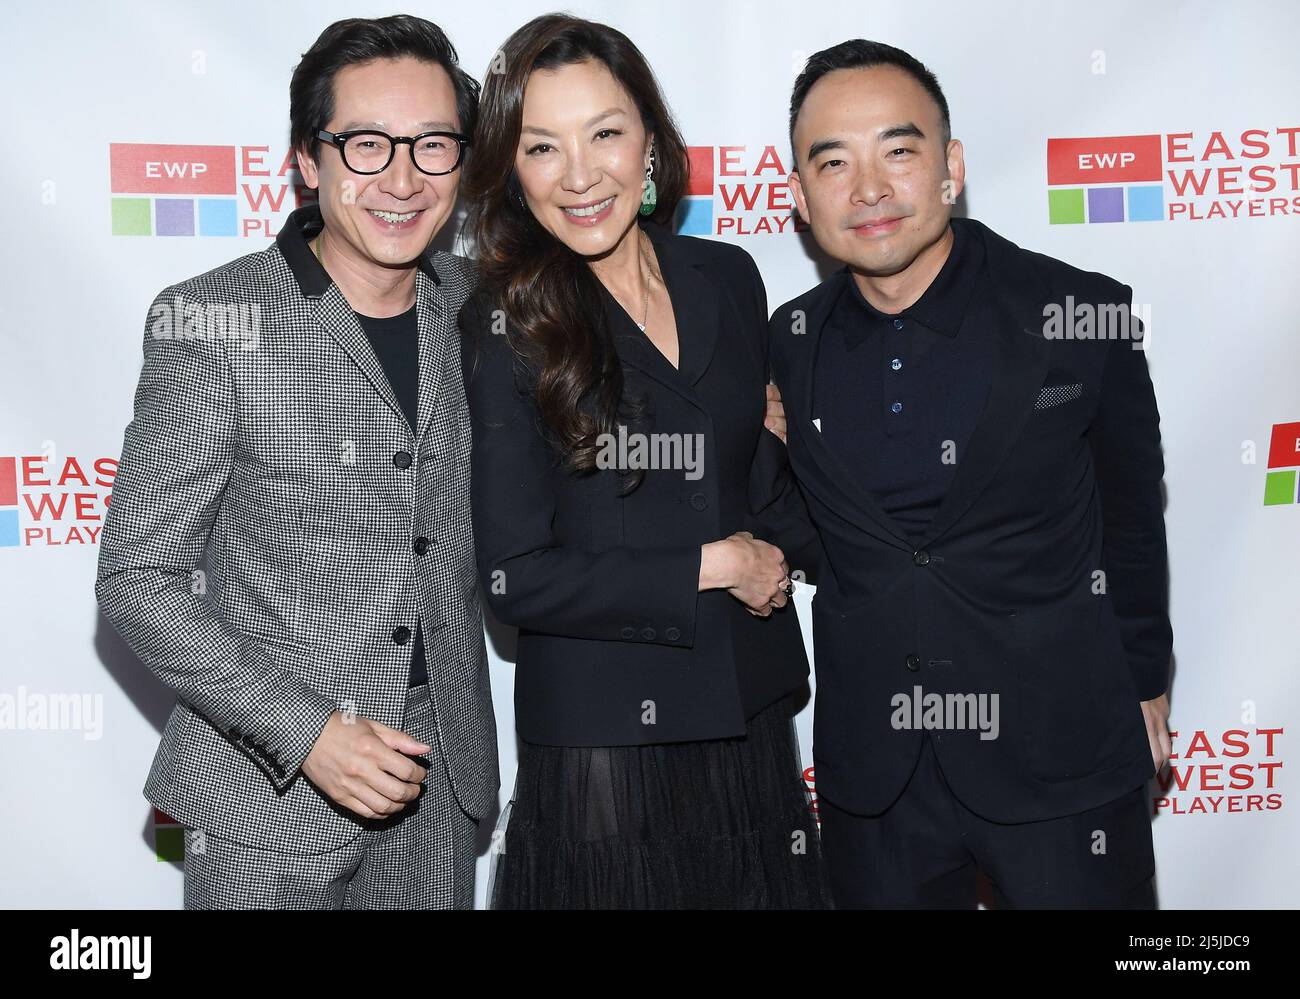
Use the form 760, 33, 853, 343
393, 450, 413, 469
689, 492, 708, 511
913, 550, 931, 566
665, 626, 681, 641
905, 653, 921, 671
641, 627, 656, 641
620, 626, 636, 640
413, 536, 430, 555
393, 625, 412, 645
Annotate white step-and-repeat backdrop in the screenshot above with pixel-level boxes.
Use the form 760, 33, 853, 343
2, 1, 1296, 908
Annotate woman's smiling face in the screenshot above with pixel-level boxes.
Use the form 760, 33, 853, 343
514, 58, 652, 258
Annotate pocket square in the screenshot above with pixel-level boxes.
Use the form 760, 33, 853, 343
1034, 382, 1083, 410
812, 417, 822, 432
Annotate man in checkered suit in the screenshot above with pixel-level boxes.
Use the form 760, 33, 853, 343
95, 16, 498, 908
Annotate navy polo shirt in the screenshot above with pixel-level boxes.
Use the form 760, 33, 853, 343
812, 219, 993, 541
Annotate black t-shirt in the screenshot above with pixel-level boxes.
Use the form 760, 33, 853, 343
355, 305, 427, 687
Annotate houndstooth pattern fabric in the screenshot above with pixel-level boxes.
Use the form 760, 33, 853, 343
96, 211, 499, 861
181, 683, 477, 909
1034, 381, 1084, 410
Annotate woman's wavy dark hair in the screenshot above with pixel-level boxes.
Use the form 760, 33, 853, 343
462, 14, 689, 490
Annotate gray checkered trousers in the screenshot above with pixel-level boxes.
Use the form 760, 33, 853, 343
95, 237, 499, 908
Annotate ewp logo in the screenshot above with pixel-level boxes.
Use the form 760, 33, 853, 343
1047, 135, 1165, 223
111, 143, 238, 236
1264, 422, 1300, 506
110, 142, 314, 238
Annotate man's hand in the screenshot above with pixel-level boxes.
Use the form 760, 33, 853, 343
301, 712, 430, 819
1141, 693, 1172, 776
764, 382, 787, 444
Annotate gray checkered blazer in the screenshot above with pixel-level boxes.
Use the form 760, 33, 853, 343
96, 205, 498, 856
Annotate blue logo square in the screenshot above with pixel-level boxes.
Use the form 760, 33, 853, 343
675, 197, 713, 236
199, 198, 238, 236
1127, 185, 1164, 222
0, 508, 19, 547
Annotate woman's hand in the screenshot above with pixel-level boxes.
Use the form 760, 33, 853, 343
700, 531, 791, 616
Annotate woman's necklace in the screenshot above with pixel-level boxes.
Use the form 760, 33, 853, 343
607, 229, 654, 331
639, 230, 660, 331
635, 231, 652, 331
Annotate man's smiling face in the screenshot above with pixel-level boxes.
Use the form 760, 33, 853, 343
789, 64, 963, 278
297, 56, 463, 272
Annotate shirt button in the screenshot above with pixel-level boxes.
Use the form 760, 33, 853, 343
890, 357, 902, 371
893, 318, 904, 330
890, 401, 903, 414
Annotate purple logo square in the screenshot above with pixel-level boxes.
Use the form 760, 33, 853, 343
155, 199, 195, 236
1087, 187, 1124, 223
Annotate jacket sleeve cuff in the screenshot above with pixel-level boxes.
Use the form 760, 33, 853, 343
1131, 660, 1171, 702
624, 544, 702, 648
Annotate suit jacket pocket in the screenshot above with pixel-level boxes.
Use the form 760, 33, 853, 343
1010, 599, 1104, 783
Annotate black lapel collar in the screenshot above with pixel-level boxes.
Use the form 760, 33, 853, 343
917, 218, 1054, 546
790, 268, 916, 548
605, 219, 720, 413
275, 202, 444, 297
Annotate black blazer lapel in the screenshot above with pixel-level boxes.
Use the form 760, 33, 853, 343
788, 270, 914, 549
607, 221, 720, 415
918, 222, 1053, 546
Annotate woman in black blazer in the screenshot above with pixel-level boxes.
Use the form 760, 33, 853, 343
459, 14, 829, 908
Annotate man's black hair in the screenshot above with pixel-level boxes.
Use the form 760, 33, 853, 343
290, 14, 480, 163
789, 39, 950, 166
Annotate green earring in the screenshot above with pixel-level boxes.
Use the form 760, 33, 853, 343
639, 176, 657, 216
639, 151, 657, 216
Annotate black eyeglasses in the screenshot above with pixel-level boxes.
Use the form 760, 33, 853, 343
315, 128, 471, 176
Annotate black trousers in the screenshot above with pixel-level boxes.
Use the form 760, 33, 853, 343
819, 732, 1156, 909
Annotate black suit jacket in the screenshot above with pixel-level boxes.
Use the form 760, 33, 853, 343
460, 218, 819, 746
769, 217, 1171, 823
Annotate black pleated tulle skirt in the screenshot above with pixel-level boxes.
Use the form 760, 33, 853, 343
487, 686, 832, 909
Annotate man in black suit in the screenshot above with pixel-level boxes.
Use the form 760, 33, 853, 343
768, 40, 1173, 908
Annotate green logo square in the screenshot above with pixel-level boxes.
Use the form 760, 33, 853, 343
1048, 188, 1085, 225
112, 198, 152, 236
1264, 469, 1297, 506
